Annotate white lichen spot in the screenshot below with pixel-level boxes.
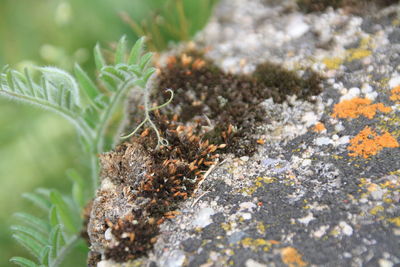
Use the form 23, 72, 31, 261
245, 259, 267, 267
298, 212, 315, 226
315, 137, 333, 146
192, 207, 215, 228
339, 221, 353, 236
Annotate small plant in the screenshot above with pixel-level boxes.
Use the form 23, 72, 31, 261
120, 0, 219, 51
0, 36, 171, 267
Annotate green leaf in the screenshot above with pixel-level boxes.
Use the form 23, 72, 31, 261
12, 233, 43, 261
39, 67, 80, 107
11, 225, 48, 245
67, 169, 86, 208
74, 64, 101, 107
128, 37, 145, 65
49, 206, 59, 228
10, 257, 39, 267
94, 43, 106, 70
115, 35, 127, 64
22, 192, 51, 212
48, 225, 62, 260
139, 52, 153, 71
49, 191, 78, 233
14, 213, 51, 234
39, 246, 50, 266
142, 67, 156, 83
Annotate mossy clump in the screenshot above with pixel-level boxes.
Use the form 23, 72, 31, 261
155, 51, 322, 156
253, 62, 322, 103
98, 115, 223, 262
297, 0, 398, 13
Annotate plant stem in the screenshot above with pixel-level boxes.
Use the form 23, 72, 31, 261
50, 235, 80, 267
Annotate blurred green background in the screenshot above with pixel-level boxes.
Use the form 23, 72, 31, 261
0, 0, 217, 266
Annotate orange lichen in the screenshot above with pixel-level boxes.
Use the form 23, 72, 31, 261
257, 139, 266, 144
390, 85, 400, 102
313, 122, 326, 132
281, 247, 308, 267
332, 98, 391, 119
347, 126, 399, 158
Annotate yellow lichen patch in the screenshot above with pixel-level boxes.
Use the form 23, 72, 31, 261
387, 217, 400, 227
313, 122, 326, 133
332, 98, 392, 119
238, 238, 278, 252
347, 126, 399, 158
323, 57, 343, 70
281, 247, 308, 267
369, 205, 385, 216
390, 85, 400, 102
256, 221, 266, 235
221, 222, 232, 232
346, 49, 372, 61
240, 177, 277, 195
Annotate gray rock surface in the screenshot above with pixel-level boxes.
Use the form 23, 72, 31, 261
91, 0, 400, 266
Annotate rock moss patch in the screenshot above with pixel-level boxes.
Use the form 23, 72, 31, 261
297, 0, 399, 13
89, 116, 224, 263
155, 50, 322, 156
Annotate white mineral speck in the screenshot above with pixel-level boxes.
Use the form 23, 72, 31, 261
366, 91, 378, 101
337, 136, 350, 145
298, 212, 315, 226
241, 212, 252, 220
104, 228, 113, 240
379, 259, 394, 267
340, 87, 360, 101
314, 225, 329, 238
339, 221, 353, 236
245, 259, 267, 267
164, 250, 186, 267
240, 156, 250, 162
315, 137, 332, 146
301, 112, 318, 127
286, 15, 309, 39
192, 207, 215, 228
239, 202, 257, 212
335, 123, 345, 132
361, 83, 373, 94
302, 159, 312, 167
389, 76, 400, 88
371, 187, 384, 200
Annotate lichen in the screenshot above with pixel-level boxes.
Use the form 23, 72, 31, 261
313, 122, 326, 133
280, 247, 308, 267
347, 126, 399, 158
390, 85, 400, 102
332, 98, 391, 119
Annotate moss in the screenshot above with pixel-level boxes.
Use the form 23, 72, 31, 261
156, 50, 322, 157
297, 0, 398, 13
99, 116, 224, 262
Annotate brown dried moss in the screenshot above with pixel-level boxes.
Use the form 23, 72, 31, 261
92, 115, 224, 262
155, 51, 322, 156
297, 0, 398, 13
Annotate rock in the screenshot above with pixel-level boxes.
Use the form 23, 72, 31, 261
86, 0, 400, 266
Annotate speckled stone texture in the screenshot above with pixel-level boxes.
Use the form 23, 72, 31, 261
90, 0, 400, 266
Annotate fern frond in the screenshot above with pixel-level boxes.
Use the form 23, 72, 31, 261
10, 257, 40, 267
11, 175, 85, 267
